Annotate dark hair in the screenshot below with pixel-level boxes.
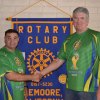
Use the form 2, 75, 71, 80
5, 29, 19, 36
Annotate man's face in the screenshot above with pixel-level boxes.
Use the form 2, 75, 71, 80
4, 32, 19, 51
73, 12, 89, 33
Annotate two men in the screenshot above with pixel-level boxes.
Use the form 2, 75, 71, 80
0, 6, 100, 100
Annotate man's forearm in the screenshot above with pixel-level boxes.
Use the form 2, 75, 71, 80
97, 87, 100, 100
41, 58, 64, 76
5, 71, 39, 82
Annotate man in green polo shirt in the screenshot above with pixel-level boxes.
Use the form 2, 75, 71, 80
0, 29, 40, 100
39, 7, 100, 100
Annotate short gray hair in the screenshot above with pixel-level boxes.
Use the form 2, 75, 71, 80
73, 7, 89, 18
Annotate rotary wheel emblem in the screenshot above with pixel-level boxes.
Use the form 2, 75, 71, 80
27, 48, 56, 77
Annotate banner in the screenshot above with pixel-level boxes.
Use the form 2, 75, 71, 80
12, 18, 72, 100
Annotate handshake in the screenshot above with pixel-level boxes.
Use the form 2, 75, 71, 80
31, 70, 43, 82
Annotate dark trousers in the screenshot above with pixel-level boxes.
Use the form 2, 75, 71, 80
64, 89, 97, 100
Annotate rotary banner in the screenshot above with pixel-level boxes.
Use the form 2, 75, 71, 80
12, 18, 72, 100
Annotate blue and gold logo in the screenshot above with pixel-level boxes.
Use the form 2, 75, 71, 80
58, 74, 66, 84
27, 48, 56, 77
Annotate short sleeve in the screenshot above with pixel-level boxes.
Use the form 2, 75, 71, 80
57, 42, 67, 60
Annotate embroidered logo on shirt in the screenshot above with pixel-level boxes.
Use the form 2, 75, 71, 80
14, 57, 22, 66
73, 40, 81, 51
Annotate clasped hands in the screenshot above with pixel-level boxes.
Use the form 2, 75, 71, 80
32, 70, 43, 82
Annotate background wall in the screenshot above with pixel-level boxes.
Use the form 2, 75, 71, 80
0, 0, 100, 48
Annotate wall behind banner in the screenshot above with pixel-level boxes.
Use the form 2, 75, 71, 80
0, 0, 100, 47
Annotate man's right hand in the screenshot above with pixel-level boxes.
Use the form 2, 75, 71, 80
32, 70, 43, 82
